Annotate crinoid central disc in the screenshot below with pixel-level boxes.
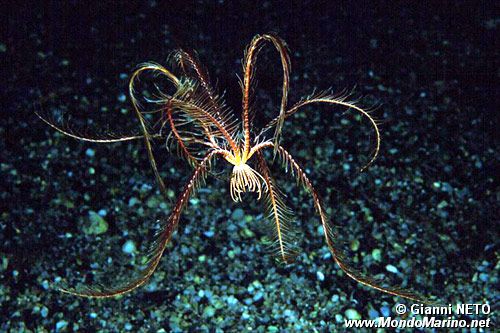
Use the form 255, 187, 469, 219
230, 163, 265, 202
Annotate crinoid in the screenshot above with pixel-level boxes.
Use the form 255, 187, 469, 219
38, 33, 429, 302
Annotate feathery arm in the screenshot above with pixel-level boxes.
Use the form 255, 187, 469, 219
254, 144, 430, 303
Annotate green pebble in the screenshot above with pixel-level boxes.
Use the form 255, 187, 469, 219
437, 200, 448, 209
252, 280, 262, 288
203, 306, 216, 318
1, 256, 8, 271
363, 207, 374, 222
267, 326, 279, 333
393, 243, 404, 252
372, 248, 382, 262
350, 239, 360, 251
198, 255, 206, 262
228, 250, 235, 259
62, 198, 74, 209
146, 195, 161, 209
83, 211, 108, 235
240, 228, 255, 238
345, 308, 362, 320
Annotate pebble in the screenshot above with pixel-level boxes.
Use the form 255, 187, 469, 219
128, 197, 139, 207
253, 291, 264, 302
345, 309, 362, 320
41, 280, 49, 290
240, 228, 255, 238
0, 256, 8, 271
147, 196, 161, 209
231, 208, 244, 220
386, 264, 399, 274
479, 273, 489, 282
122, 240, 136, 254
85, 148, 95, 158
203, 306, 216, 318
83, 211, 108, 235
203, 230, 215, 238
372, 248, 382, 262
316, 271, 325, 281
380, 306, 391, 317
284, 309, 296, 320
55, 320, 68, 332
118, 93, 126, 102
441, 182, 453, 193
226, 296, 238, 306
368, 308, 379, 319
437, 200, 448, 209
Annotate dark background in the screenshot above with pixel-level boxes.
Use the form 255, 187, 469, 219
1, 1, 498, 331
